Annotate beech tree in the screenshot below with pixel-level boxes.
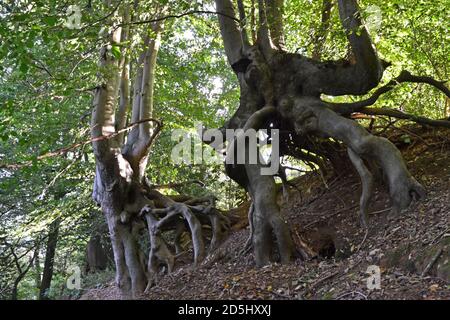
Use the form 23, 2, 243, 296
91, 2, 230, 296
211, 0, 449, 267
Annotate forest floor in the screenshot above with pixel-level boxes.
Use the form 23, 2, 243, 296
81, 125, 450, 300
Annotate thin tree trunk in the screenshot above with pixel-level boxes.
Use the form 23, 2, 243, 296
34, 243, 41, 297
265, 0, 285, 49
116, 5, 131, 144
11, 279, 21, 300
39, 218, 60, 300
312, 0, 334, 60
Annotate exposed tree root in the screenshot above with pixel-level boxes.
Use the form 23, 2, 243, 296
347, 148, 373, 228
279, 96, 426, 216
240, 202, 254, 255
134, 192, 231, 290
142, 210, 174, 290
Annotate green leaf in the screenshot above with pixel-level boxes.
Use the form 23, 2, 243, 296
42, 16, 58, 26
401, 134, 411, 144
111, 45, 121, 60
19, 63, 29, 74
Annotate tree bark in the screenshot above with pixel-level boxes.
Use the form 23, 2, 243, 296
215, 0, 245, 67
39, 218, 60, 300
34, 243, 41, 296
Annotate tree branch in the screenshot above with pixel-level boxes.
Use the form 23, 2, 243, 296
330, 70, 450, 114
237, 0, 251, 49
356, 107, 450, 128
0, 118, 162, 170
126, 36, 150, 147
117, 10, 239, 28
115, 5, 131, 145
309, 0, 384, 96
91, 25, 123, 160
78, 0, 123, 32
30, 58, 54, 78
215, 0, 244, 67
250, 0, 257, 42
139, 21, 163, 141
265, 0, 285, 50
256, 0, 275, 57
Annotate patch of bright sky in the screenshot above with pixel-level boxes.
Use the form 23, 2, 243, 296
0, 168, 12, 178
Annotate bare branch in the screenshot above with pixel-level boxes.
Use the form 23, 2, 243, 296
118, 10, 239, 27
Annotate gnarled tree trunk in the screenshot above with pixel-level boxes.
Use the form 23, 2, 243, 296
90, 5, 230, 297
213, 0, 447, 267
90, 7, 164, 296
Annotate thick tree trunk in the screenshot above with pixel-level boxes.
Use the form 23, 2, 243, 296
93, 159, 148, 296
246, 166, 293, 265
